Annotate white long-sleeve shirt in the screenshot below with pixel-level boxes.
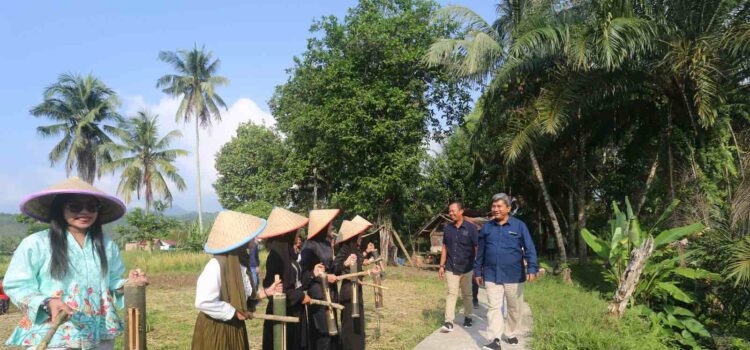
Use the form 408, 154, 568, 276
195, 258, 254, 321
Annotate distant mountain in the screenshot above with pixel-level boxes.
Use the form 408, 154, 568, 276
0, 213, 27, 237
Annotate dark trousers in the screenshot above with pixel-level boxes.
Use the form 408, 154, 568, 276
472, 278, 479, 305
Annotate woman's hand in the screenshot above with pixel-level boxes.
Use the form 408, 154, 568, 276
313, 263, 326, 278
47, 298, 73, 322
128, 268, 149, 286
263, 278, 284, 298
235, 310, 247, 320
370, 264, 381, 276
327, 274, 338, 284
344, 254, 357, 267
302, 294, 312, 305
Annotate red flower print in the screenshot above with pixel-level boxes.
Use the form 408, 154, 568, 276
18, 315, 32, 329
67, 300, 79, 310
87, 287, 94, 295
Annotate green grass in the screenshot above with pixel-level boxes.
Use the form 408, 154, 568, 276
121, 250, 211, 274
0, 255, 9, 277
526, 276, 670, 350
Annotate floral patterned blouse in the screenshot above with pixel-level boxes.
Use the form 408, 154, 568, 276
3, 230, 127, 349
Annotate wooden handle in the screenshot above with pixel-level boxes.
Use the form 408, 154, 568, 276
38, 312, 69, 350
336, 270, 371, 280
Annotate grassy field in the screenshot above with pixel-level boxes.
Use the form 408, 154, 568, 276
1, 252, 678, 349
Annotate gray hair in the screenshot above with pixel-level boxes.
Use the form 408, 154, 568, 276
491, 193, 512, 207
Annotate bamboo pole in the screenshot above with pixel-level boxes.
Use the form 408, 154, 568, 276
358, 281, 389, 290
391, 229, 414, 266
308, 298, 345, 310
336, 270, 371, 280
272, 275, 287, 350
243, 312, 299, 323
319, 273, 339, 336
38, 312, 69, 350
352, 261, 360, 318
125, 282, 147, 350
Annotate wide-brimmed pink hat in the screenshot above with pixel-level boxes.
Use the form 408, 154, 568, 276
19, 177, 126, 224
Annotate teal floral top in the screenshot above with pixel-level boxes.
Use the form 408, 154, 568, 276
4, 230, 127, 349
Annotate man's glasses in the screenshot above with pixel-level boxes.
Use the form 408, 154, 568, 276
65, 202, 102, 214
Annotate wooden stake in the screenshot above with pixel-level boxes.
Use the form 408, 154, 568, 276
352, 261, 360, 318
391, 229, 414, 266
308, 298, 345, 310
358, 281, 389, 290
336, 270, 371, 280
243, 312, 299, 323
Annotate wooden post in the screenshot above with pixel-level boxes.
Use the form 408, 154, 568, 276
351, 261, 360, 318
272, 275, 287, 350
125, 282, 147, 350
371, 251, 384, 309
391, 229, 414, 266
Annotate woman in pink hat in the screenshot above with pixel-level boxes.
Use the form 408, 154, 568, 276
4, 177, 148, 350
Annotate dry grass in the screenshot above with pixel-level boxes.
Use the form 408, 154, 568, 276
0, 266, 445, 350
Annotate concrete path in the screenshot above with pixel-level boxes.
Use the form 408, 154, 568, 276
413, 286, 532, 350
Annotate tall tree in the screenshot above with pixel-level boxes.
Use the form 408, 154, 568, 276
214, 122, 306, 210
101, 111, 187, 212
270, 0, 470, 261
30, 73, 123, 183
157, 45, 228, 231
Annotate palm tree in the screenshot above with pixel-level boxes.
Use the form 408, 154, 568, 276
424, 2, 572, 267
30, 73, 123, 183
101, 111, 188, 213
156, 45, 229, 231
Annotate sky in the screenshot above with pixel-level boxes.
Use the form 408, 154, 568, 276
0, 0, 496, 214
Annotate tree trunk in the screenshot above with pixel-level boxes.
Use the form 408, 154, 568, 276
636, 153, 660, 216
379, 212, 395, 266
575, 131, 588, 262
568, 191, 577, 258
667, 112, 675, 201
529, 149, 570, 281
195, 118, 204, 232
609, 237, 655, 318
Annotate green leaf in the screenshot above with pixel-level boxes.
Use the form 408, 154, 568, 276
680, 318, 711, 338
679, 330, 701, 349
656, 282, 693, 303
672, 267, 721, 281
665, 305, 696, 318
629, 218, 643, 247
665, 313, 685, 329
580, 228, 611, 259
653, 223, 705, 248
649, 200, 680, 234
610, 227, 624, 261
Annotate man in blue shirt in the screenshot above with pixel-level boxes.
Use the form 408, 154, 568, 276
438, 201, 478, 332
475, 193, 538, 350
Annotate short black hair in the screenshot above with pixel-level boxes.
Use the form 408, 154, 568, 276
449, 200, 463, 210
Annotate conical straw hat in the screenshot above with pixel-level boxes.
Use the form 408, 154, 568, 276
336, 219, 371, 244
351, 215, 373, 228
204, 211, 267, 254
19, 177, 126, 224
307, 209, 340, 239
258, 207, 309, 239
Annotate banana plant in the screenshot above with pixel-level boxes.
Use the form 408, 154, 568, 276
581, 198, 715, 348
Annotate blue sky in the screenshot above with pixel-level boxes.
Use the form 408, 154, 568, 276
0, 0, 496, 214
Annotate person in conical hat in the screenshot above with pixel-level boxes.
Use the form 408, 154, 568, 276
191, 210, 283, 350
333, 218, 378, 350
300, 209, 342, 350
259, 207, 312, 350
4, 177, 148, 350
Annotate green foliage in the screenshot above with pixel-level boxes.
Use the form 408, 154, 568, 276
234, 200, 274, 218
214, 123, 305, 210
727, 236, 750, 287
100, 111, 187, 211
14, 214, 48, 235
270, 0, 470, 227
115, 208, 180, 244
29, 73, 123, 183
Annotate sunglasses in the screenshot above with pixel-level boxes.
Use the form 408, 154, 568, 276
65, 202, 102, 214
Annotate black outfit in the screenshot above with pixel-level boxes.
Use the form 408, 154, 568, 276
262, 234, 310, 350
333, 240, 365, 350
300, 236, 340, 350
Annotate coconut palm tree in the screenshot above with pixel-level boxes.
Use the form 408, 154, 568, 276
30, 73, 123, 183
156, 45, 228, 231
101, 111, 187, 213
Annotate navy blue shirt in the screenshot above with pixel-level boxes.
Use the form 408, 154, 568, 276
474, 216, 538, 283
442, 220, 479, 274
249, 244, 260, 268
